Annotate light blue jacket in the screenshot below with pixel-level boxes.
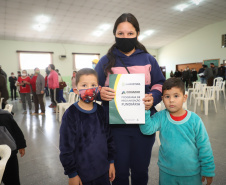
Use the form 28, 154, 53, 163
140, 109, 215, 177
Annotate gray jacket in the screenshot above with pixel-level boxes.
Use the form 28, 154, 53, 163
35, 74, 45, 94
204, 68, 214, 80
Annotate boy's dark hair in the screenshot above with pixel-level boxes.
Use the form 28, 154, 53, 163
75, 68, 98, 86
162, 77, 185, 95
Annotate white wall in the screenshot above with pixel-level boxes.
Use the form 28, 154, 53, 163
0, 39, 157, 77
158, 20, 226, 79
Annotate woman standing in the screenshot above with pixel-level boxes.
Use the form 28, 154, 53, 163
70, 71, 77, 92
30, 68, 45, 115
17, 70, 32, 114
95, 13, 165, 185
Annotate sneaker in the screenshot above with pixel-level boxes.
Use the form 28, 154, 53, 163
48, 104, 53, 108
22, 111, 27, 114
32, 113, 38, 116
39, 112, 45, 115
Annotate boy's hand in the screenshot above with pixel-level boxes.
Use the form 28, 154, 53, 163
19, 148, 25, 157
202, 176, 213, 185
69, 176, 83, 185
109, 163, 115, 182
143, 94, 153, 110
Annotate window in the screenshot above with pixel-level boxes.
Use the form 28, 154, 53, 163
73, 53, 100, 70
17, 51, 53, 70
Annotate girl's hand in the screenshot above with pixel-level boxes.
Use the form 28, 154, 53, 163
202, 176, 213, 185
69, 176, 83, 185
100, 87, 115, 101
143, 94, 154, 110
109, 163, 115, 182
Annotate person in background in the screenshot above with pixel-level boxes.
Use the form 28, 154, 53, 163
191, 68, 197, 82
218, 64, 225, 80
0, 65, 7, 82
44, 67, 50, 97
8, 72, 17, 100
140, 78, 215, 185
182, 68, 190, 90
17, 70, 32, 114
47, 64, 59, 108
170, 70, 174, 77
70, 71, 77, 92
95, 13, 165, 185
0, 109, 26, 185
30, 67, 45, 115
198, 65, 206, 84
0, 74, 9, 109
17, 71, 21, 78
210, 63, 218, 79
56, 69, 66, 103
203, 65, 214, 86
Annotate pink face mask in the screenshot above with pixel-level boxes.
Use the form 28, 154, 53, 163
79, 87, 99, 103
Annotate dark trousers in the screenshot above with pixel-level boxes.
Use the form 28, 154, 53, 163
33, 92, 45, 113
45, 87, 49, 96
183, 79, 189, 89
2, 154, 20, 185
207, 77, 214, 86
50, 89, 57, 106
112, 128, 155, 185
58, 89, 66, 103
10, 86, 17, 100
83, 172, 110, 185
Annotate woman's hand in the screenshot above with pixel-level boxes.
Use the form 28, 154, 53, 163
143, 94, 154, 110
100, 87, 115, 101
19, 148, 25, 157
69, 176, 83, 185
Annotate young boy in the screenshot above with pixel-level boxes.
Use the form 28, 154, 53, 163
140, 77, 215, 185
59, 68, 115, 185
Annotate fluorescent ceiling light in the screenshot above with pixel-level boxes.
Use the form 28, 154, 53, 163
92, 31, 103, 37
99, 24, 111, 31
144, 30, 154, 36
33, 24, 46, 31
36, 15, 50, 24
176, 4, 189, 11
138, 35, 146, 41
191, 0, 201, 5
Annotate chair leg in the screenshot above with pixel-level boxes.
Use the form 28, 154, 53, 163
190, 93, 193, 105
213, 100, 217, 113
204, 100, 208, 115
194, 99, 197, 113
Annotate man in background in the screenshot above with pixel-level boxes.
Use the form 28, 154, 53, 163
210, 63, 218, 78
9, 72, 18, 100
203, 65, 214, 86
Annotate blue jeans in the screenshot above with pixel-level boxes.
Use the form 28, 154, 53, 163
58, 89, 66, 103
200, 77, 206, 84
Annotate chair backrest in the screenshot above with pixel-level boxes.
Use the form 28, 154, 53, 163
213, 77, 223, 86
216, 81, 225, 90
193, 82, 200, 89
204, 87, 215, 99
0, 145, 11, 182
68, 92, 76, 103
3, 104, 13, 113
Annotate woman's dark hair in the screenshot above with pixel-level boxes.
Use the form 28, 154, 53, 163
104, 13, 149, 75
162, 77, 185, 95
75, 68, 98, 86
49, 64, 55, 70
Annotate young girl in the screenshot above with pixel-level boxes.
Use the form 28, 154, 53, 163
59, 68, 115, 185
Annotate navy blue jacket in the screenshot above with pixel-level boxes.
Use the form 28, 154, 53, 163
59, 102, 115, 183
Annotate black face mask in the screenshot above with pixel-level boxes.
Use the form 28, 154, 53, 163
115, 37, 137, 53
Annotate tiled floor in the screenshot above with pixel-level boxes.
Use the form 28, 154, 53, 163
2, 92, 226, 185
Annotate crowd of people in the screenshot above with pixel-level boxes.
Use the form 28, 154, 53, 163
170, 63, 226, 89
0, 64, 76, 115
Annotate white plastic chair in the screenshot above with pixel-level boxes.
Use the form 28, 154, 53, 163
0, 145, 11, 182
215, 81, 225, 100
63, 86, 71, 101
213, 77, 223, 86
3, 104, 13, 113
190, 84, 206, 105
0, 98, 4, 109
56, 92, 77, 121
59, 94, 79, 122
194, 86, 217, 115
188, 82, 200, 97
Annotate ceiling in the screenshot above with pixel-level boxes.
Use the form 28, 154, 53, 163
0, 0, 226, 49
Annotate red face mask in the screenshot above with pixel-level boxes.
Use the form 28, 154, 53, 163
79, 87, 99, 103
